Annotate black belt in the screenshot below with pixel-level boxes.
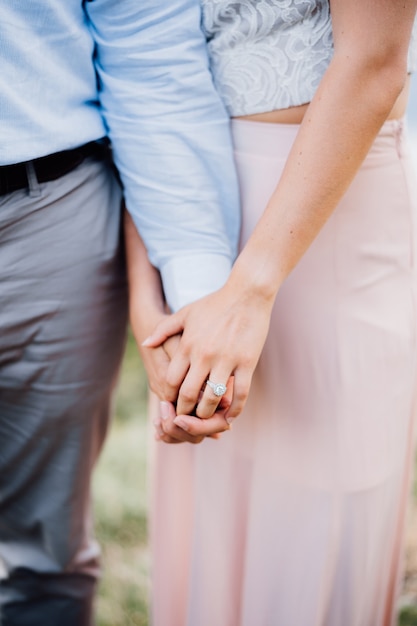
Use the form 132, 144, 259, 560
0, 140, 110, 196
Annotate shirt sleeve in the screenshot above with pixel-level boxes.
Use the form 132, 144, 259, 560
84, 0, 240, 311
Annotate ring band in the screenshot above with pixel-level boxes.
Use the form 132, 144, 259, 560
206, 380, 227, 397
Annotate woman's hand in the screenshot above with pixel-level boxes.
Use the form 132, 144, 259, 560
143, 277, 275, 422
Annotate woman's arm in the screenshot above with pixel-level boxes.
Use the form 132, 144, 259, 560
144, 0, 417, 433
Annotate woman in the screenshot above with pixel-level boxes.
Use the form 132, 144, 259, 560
128, 1, 417, 624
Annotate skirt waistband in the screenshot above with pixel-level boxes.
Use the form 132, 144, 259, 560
231, 117, 408, 163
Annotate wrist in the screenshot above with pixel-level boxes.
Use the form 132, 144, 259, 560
130, 299, 166, 344
228, 252, 282, 306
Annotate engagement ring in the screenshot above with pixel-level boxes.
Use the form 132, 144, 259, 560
206, 380, 227, 397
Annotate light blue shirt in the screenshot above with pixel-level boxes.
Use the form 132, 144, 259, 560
0, 0, 240, 311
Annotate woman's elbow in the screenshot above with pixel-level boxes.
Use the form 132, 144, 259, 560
374, 48, 409, 95
336, 47, 409, 112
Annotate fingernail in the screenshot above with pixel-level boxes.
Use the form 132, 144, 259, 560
226, 417, 235, 425
141, 337, 151, 346
174, 418, 189, 432
160, 401, 170, 420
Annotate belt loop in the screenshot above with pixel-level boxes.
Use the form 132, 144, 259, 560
25, 161, 42, 198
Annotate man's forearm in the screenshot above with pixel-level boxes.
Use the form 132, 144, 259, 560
124, 211, 165, 343
86, 0, 240, 312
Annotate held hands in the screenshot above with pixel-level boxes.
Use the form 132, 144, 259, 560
126, 205, 274, 443
142, 280, 274, 434
144, 325, 234, 444
153, 386, 234, 445
125, 210, 241, 443
132, 310, 233, 444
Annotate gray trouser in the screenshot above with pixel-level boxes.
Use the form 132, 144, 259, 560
0, 154, 128, 625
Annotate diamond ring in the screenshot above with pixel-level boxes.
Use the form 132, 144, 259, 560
206, 380, 227, 397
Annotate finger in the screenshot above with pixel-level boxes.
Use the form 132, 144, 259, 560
173, 413, 230, 437
163, 351, 191, 403
159, 401, 205, 444
155, 431, 186, 444
176, 369, 209, 416
163, 334, 181, 360
159, 428, 205, 445
142, 311, 185, 348
224, 368, 252, 421
217, 377, 234, 411
195, 370, 232, 419
144, 347, 171, 399
153, 406, 164, 434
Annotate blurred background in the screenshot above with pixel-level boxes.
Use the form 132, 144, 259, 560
92, 335, 149, 626
92, 76, 417, 626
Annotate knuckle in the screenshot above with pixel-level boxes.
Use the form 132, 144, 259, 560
179, 388, 198, 405
240, 354, 254, 369
219, 396, 231, 411
191, 435, 205, 445
163, 432, 182, 444
184, 423, 204, 440
232, 401, 246, 418
227, 407, 241, 419
165, 371, 180, 390
160, 421, 170, 435
163, 386, 178, 403
201, 348, 215, 362
234, 380, 249, 403
228, 393, 249, 418
236, 388, 249, 404
179, 338, 192, 356
196, 404, 217, 419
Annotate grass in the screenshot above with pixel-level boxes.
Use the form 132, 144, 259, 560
400, 608, 417, 626
93, 332, 150, 626
93, 332, 417, 626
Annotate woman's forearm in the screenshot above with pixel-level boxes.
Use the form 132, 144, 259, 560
230, 56, 409, 303
230, 0, 417, 301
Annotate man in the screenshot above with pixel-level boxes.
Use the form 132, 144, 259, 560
0, 1, 239, 624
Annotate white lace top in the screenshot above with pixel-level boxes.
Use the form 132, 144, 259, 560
201, 0, 417, 117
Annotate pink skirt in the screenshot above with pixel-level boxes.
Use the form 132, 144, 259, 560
150, 118, 417, 626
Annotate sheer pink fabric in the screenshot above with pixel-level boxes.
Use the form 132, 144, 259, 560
150, 118, 417, 626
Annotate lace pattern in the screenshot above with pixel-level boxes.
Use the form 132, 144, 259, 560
201, 0, 417, 117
